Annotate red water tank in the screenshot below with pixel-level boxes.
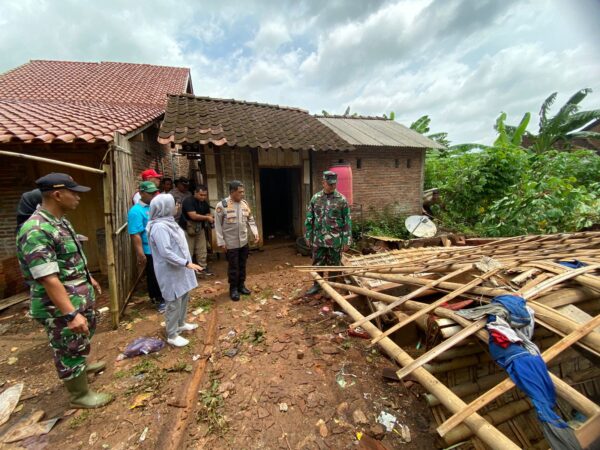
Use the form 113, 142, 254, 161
329, 163, 353, 205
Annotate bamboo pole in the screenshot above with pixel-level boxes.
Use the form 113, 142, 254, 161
523, 261, 600, 293
521, 264, 600, 299
437, 313, 600, 436
359, 272, 508, 297
356, 272, 600, 353
350, 265, 474, 329
395, 319, 487, 380
312, 273, 521, 450
102, 163, 120, 328
0, 150, 105, 173
333, 281, 599, 419
370, 266, 508, 346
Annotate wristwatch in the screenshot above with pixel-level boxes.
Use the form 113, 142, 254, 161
64, 310, 79, 322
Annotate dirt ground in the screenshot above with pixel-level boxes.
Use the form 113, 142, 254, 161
0, 243, 439, 450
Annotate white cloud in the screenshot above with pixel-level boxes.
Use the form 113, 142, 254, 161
247, 22, 291, 52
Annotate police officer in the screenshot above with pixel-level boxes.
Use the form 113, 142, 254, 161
215, 180, 259, 301
16, 173, 112, 409
304, 171, 352, 295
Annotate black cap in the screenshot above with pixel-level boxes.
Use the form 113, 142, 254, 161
175, 177, 190, 185
35, 173, 91, 193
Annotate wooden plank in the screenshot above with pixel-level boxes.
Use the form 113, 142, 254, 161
395, 319, 486, 380
370, 267, 506, 346
350, 265, 473, 329
436, 313, 600, 437
0, 293, 29, 312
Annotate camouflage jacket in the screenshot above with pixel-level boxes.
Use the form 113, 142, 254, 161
16, 207, 94, 319
304, 190, 352, 249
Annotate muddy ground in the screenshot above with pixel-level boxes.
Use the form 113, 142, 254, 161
0, 243, 439, 449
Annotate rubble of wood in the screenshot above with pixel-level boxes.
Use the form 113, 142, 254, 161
298, 231, 600, 449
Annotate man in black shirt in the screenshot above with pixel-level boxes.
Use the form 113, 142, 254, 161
180, 186, 214, 275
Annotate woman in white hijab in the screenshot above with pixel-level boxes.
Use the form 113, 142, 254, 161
147, 194, 203, 347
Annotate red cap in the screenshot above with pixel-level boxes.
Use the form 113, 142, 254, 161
141, 169, 162, 180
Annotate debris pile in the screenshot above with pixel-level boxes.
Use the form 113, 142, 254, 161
298, 231, 600, 449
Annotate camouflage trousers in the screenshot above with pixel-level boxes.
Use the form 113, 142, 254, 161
36, 307, 96, 380
312, 247, 342, 267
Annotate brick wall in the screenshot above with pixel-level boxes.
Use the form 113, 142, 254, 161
312, 147, 425, 216
130, 124, 191, 181
0, 158, 32, 297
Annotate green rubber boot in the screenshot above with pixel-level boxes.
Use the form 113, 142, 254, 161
63, 372, 113, 409
86, 361, 106, 374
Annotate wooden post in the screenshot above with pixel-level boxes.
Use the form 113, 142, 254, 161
102, 162, 119, 328
312, 273, 521, 450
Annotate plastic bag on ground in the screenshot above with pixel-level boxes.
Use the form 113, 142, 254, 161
117, 337, 165, 360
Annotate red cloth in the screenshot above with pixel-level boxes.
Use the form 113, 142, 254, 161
490, 330, 511, 348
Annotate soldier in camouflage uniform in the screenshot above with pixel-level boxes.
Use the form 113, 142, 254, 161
304, 171, 352, 295
16, 173, 112, 409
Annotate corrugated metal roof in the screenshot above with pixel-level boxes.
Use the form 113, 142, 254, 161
316, 116, 445, 149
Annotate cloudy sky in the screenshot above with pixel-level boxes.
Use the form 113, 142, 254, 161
1, 0, 599, 143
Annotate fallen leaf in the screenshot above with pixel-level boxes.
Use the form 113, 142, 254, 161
129, 393, 152, 410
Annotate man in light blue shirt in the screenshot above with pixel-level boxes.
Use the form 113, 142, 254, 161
128, 181, 164, 312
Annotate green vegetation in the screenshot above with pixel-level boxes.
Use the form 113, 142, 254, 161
197, 375, 228, 435
68, 410, 90, 429
124, 358, 167, 394
422, 88, 600, 236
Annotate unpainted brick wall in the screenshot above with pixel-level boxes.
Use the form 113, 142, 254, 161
130, 125, 191, 181
311, 147, 425, 216
0, 158, 34, 297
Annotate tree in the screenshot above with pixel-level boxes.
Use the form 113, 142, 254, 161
409, 115, 450, 148
522, 88, 600, 153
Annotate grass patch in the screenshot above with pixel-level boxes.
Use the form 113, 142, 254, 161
197, 374, 228, 435
113, 369, 128, 379
125, 358, 167, 395
68, 410, 90, 429
235, 325, 266, 346
254, 287, 274, 301
190, 297, 214, 312
166, 360, 192, 373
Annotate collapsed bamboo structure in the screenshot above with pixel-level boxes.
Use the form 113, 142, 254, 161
298, 231, 600, 449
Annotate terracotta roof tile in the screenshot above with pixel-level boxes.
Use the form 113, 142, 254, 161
158, 94, 354, 152
0, 60, 191, 144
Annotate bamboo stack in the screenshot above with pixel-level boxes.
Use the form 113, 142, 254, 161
298, 231, 600, 449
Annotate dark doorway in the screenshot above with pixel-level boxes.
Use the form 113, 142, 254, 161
260, 168, 301, 240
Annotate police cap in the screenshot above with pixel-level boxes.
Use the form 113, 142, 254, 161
35, 173, 91, 193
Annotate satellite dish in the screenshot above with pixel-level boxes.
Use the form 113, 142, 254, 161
405, 215, 437, 238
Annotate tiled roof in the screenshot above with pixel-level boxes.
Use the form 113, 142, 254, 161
0, 60, 191, 144
158, 95, 354, 151
316, 116, 445, 149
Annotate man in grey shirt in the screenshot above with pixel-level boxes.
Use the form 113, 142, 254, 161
170, 177, 192, 221
214, 180, 259, 301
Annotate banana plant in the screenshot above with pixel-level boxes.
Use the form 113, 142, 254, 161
529, 88, 600, 153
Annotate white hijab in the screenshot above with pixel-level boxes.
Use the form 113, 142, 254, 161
147, 194, 189, 256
